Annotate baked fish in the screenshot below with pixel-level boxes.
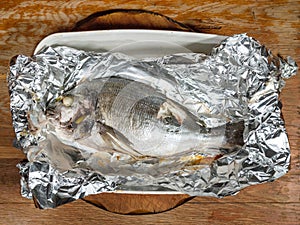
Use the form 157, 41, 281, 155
37, 77, 243, 158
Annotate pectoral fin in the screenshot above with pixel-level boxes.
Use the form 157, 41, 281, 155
99, 123, 142, 157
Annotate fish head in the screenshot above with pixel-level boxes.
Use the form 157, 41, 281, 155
52, 88, 99, 139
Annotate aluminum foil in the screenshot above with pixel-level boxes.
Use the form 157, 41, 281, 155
8, 34, 297, 209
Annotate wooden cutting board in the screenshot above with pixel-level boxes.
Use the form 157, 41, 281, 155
73, 9, 195, 214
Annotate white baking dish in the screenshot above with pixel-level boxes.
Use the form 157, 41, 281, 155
34, 29, 227, 194
34, 29, 226, 57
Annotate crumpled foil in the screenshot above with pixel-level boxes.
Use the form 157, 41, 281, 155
8, 34, 297, 209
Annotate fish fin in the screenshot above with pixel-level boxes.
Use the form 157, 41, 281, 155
99, 123, 142, 157
157, 101, 186, 125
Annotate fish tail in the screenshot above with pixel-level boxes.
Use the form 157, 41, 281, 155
225, 121, 245, 146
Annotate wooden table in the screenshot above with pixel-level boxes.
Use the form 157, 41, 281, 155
0, 1, 299, 224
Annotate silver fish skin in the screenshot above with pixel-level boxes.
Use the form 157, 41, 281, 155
45, 77, 241, 157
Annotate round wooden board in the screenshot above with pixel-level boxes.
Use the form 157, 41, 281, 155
72, 9, 193, 32
83, 192, 193, 215
74, 9, 195, 215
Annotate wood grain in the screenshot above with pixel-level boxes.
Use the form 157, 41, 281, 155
0, 201, 299, 225
0, 0, 299, 224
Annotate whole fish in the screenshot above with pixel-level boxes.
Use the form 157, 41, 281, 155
40, 77, 243, 158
